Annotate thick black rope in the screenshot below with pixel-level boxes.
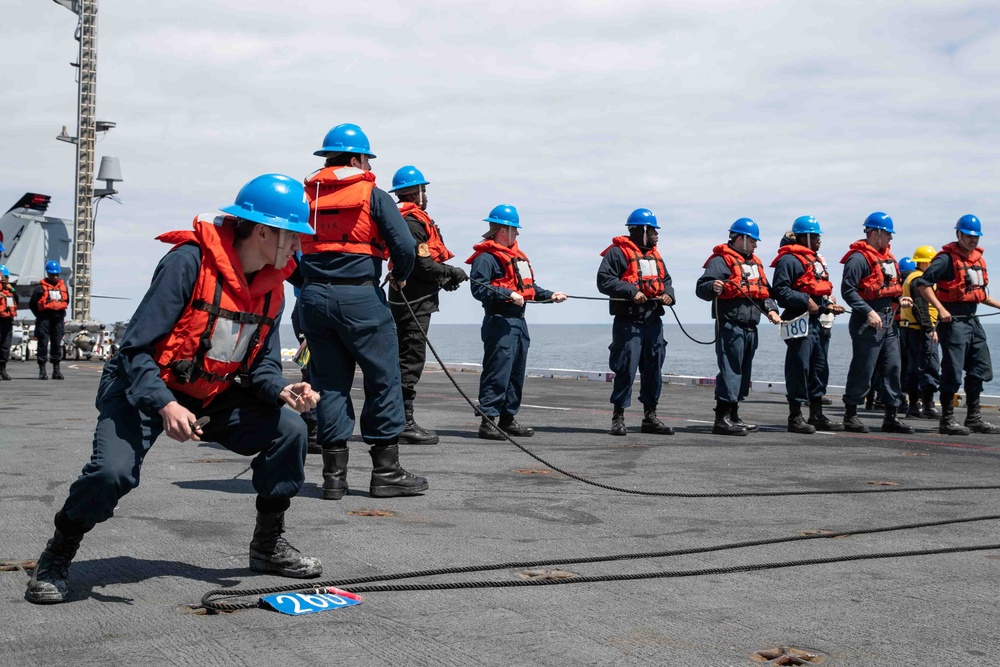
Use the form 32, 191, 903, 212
200, 513, 1000, 610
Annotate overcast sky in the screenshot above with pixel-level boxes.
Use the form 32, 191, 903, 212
2, 0, 997, 326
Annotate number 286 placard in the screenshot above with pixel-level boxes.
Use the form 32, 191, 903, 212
261, 587, 363, 615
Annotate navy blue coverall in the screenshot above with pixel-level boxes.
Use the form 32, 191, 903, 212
596, 247, 675, 410
299, 187, 415, 446
696, 251, 778, 405
470, 254, 553, 419
56, 244, 304, 535
912, 254, 993, 399
771, 255, 834, 406
841, 252, 903, 408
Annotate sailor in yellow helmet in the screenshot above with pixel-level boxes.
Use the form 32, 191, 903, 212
899, 245, 941, 419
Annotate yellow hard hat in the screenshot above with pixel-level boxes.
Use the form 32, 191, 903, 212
912, 245, 936, 263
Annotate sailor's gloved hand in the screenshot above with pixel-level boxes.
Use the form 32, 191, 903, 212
442, 265, 469, 292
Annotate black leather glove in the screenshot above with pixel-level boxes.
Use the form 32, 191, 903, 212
442, 265, 469, 291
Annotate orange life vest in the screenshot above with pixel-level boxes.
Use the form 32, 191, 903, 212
839, 240, 903, 300
600, 236, 667, 298
704, 243, 770, 300
936, 242, 989, 304
152, 214, 291, 405
0, 284, 16, 319
465, 239, 536, 301
397, 202, 454, 263
770, 245, 833, 297
301, 166, 388, 259
38, 278, 69, 312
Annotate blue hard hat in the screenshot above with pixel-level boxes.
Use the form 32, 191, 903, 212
220, 174, 315, 235
626, 208, 659, 229
899, 256, 916, 273
313, 123, 376, 158
389, 165, 429, 193
729, 217, 761, 241
483, 204, 521, 228
0, 265, 8, 278
864, 211, 895, 234
45, 260, 61, 275
791, 215, 822, 235
0, 241, 4, 253
955, 214, 982, 237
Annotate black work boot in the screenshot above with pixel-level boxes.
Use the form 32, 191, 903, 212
305, 417, 320, 454
321, 446, 349, 500
38, 361, 47, 380
713, 401, 747, 436
843, 404, 869, 433
882, 406, 915, 434
400, 409, 440, 445
729, 404, 758, 432
0, 362, 10, 381
369, 443, 428, 497
965, 394, 1000, 435
25, 528, 84, 604
905, 392, 922, 419
499, 414, 534, 437
808, 400, 844, 431
249, 511, 322, 578
787, 402, 816, 434
51, 362, 64, 380
939, 395, 970, 436
641, 406, 675, 435
920, 389, 940, 419
610, 408, 627, 436
478, 415, 506, 441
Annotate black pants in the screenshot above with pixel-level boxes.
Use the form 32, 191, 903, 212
902, 325, 940, 392
0, 318, 12, 363
393, 309, 432, 408
35, 315, 65, 363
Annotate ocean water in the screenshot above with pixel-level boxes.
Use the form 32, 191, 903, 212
281, 322, 1000, 395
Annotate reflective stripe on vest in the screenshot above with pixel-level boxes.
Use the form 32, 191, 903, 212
398, 203, 455, 263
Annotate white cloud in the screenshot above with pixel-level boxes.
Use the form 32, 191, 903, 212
1, 0, 997, 327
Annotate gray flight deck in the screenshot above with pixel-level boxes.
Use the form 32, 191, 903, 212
2, 360, 999, 666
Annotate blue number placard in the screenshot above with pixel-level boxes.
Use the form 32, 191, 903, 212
261, 587, 363, 615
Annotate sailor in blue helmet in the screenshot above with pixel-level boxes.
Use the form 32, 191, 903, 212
29, 260, 70, 380
839, 212, 913, 434
914, 214, 1000, 435
387, 165, 468, 445
770, 216, 846, 434
467, 204, 567, 439
26, 174, 324, 605
0, 263, 15, 380
299, 123, 428, 501
597, 208, 676, 436
696, 218, 781, 436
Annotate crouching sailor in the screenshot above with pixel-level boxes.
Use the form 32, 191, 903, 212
696, 218, 781, 436
26, 174, 323, 605
770, 216, 846, 434
597, 208, 677, 436
468, 204, 567, 439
